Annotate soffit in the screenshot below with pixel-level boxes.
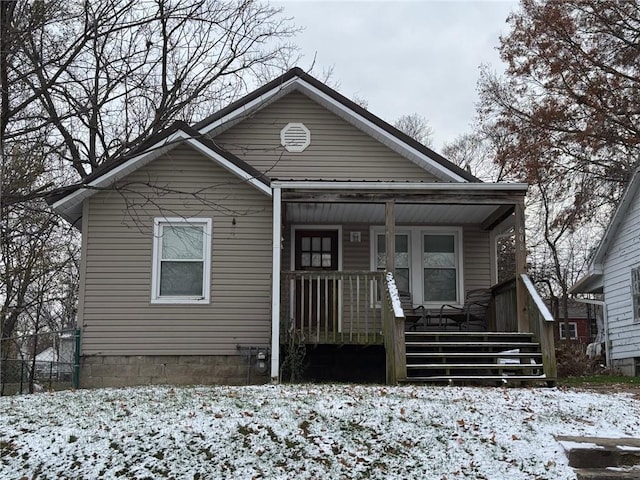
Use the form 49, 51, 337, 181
286, 203, 501, 225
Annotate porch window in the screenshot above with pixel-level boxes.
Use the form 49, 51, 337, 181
632, 266, 640, 323
376, 233, 410, 293
423, 233, 458, 303
151, 218, 212, 304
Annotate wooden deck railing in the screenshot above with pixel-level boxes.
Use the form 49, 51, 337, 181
280, 271, 386, 345
492, 278, 518, 332
381, 272, 407, 384
520, 274, 557, 384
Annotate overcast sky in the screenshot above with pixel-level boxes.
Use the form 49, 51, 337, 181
275, 0, 519, 150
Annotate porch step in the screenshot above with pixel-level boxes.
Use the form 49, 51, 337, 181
404, 374, 546, 383
403, 331, 548, 385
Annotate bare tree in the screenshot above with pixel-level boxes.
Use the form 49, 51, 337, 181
0, 0, 298, 350
472, 0, 640, 333
2, 0, 298, 188
394, 113, 433, 147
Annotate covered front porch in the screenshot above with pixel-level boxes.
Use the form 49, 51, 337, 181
269, 181, 557, 384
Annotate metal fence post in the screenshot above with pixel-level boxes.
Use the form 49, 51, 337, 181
73, 328, 80, 389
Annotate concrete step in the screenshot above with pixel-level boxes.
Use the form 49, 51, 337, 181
556, 435, 640, 480
574, 467, 640, 480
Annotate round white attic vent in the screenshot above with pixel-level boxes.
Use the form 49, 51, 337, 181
280, 122, 310, 152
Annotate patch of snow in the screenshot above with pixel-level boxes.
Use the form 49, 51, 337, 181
557, 440, 605, 450
1, 385, 639, 479
386, 272, 404, 318
618, 445, 640, 451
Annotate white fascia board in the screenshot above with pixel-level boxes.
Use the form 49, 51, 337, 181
183, 137, 271, 196
52, 130, 271, 216
200, 78, 299, 135
197, 75, 468, 183
293, 80, 468, 183
52, 131, 186, 213
271, 180, 528, 192
569, 268, 604, 294
590, 168, 640, 266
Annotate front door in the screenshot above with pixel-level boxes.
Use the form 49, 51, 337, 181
294, 229, 339, 335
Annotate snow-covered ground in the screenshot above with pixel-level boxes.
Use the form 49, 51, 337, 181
1, 384, 639, 479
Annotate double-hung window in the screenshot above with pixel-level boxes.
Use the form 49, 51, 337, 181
376, 233, 410, 294
371, 227, 463, 306
152, 218, 212, 304
632, 266, 640, 323
423, 233, 459, 303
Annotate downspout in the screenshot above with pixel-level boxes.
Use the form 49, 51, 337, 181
270, 187, 282, 382
574, 298, 610, 369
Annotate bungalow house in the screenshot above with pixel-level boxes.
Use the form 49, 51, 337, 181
49, 68, 556, 387
570, 167, 640, 375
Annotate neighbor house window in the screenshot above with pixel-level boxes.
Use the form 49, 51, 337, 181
559, 322, 578, 340
632, 266, 640, 323
152, 218, 212, 304
376, 233, 410, 294
423, 233, 459, 303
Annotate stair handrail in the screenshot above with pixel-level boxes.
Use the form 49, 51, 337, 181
382, 272, 406, 384
520, 273, 557, 384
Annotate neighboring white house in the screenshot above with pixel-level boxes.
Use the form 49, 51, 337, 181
570, 167, 640, 376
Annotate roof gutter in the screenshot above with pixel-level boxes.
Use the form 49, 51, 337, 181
271, 181, 528, 191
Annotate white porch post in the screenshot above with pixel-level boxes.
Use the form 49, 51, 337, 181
270, 187, 282, 382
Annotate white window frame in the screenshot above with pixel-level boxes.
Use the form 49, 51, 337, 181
559, 322, 578, 340
151, 217, 212, 304
370, 226, 464, 307
632, 266, 640, 323
370, 230, 412, 303
422, 229, 463, 307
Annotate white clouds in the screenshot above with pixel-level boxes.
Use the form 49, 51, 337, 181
277, 0, 517, 150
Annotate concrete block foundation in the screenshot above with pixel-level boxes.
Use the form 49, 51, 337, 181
79, 354, 268, 388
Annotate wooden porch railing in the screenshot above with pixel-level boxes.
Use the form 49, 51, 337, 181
520, 274, 557, 384
492, 278, 518, 332
381, 272, 407, 384
280, 271, 386, 345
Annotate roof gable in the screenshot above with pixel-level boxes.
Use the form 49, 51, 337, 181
51, 122, 270, 225
196, 68, 479, 183
570, 167, 640, 294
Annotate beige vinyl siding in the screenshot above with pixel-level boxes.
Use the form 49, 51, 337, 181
602, 191, 640, 361
214, 91, 439, 182
81, 145, 272, 356
462, 226, 492, 292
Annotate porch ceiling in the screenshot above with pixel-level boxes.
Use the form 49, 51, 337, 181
286, 202, 504, 226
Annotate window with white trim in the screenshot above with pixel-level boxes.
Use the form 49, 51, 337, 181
371, 227, 463, 306
152, 218, 212, 304
423, 233, 459, 303
375, 233, 410, 293
559, 322, 578, 340
632, 266, 640, 323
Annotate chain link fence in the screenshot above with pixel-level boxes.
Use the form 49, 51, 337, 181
0, 329, 80, 395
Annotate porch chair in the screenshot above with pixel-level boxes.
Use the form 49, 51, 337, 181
398, 291, 430, 331
438, 288, 492, 331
